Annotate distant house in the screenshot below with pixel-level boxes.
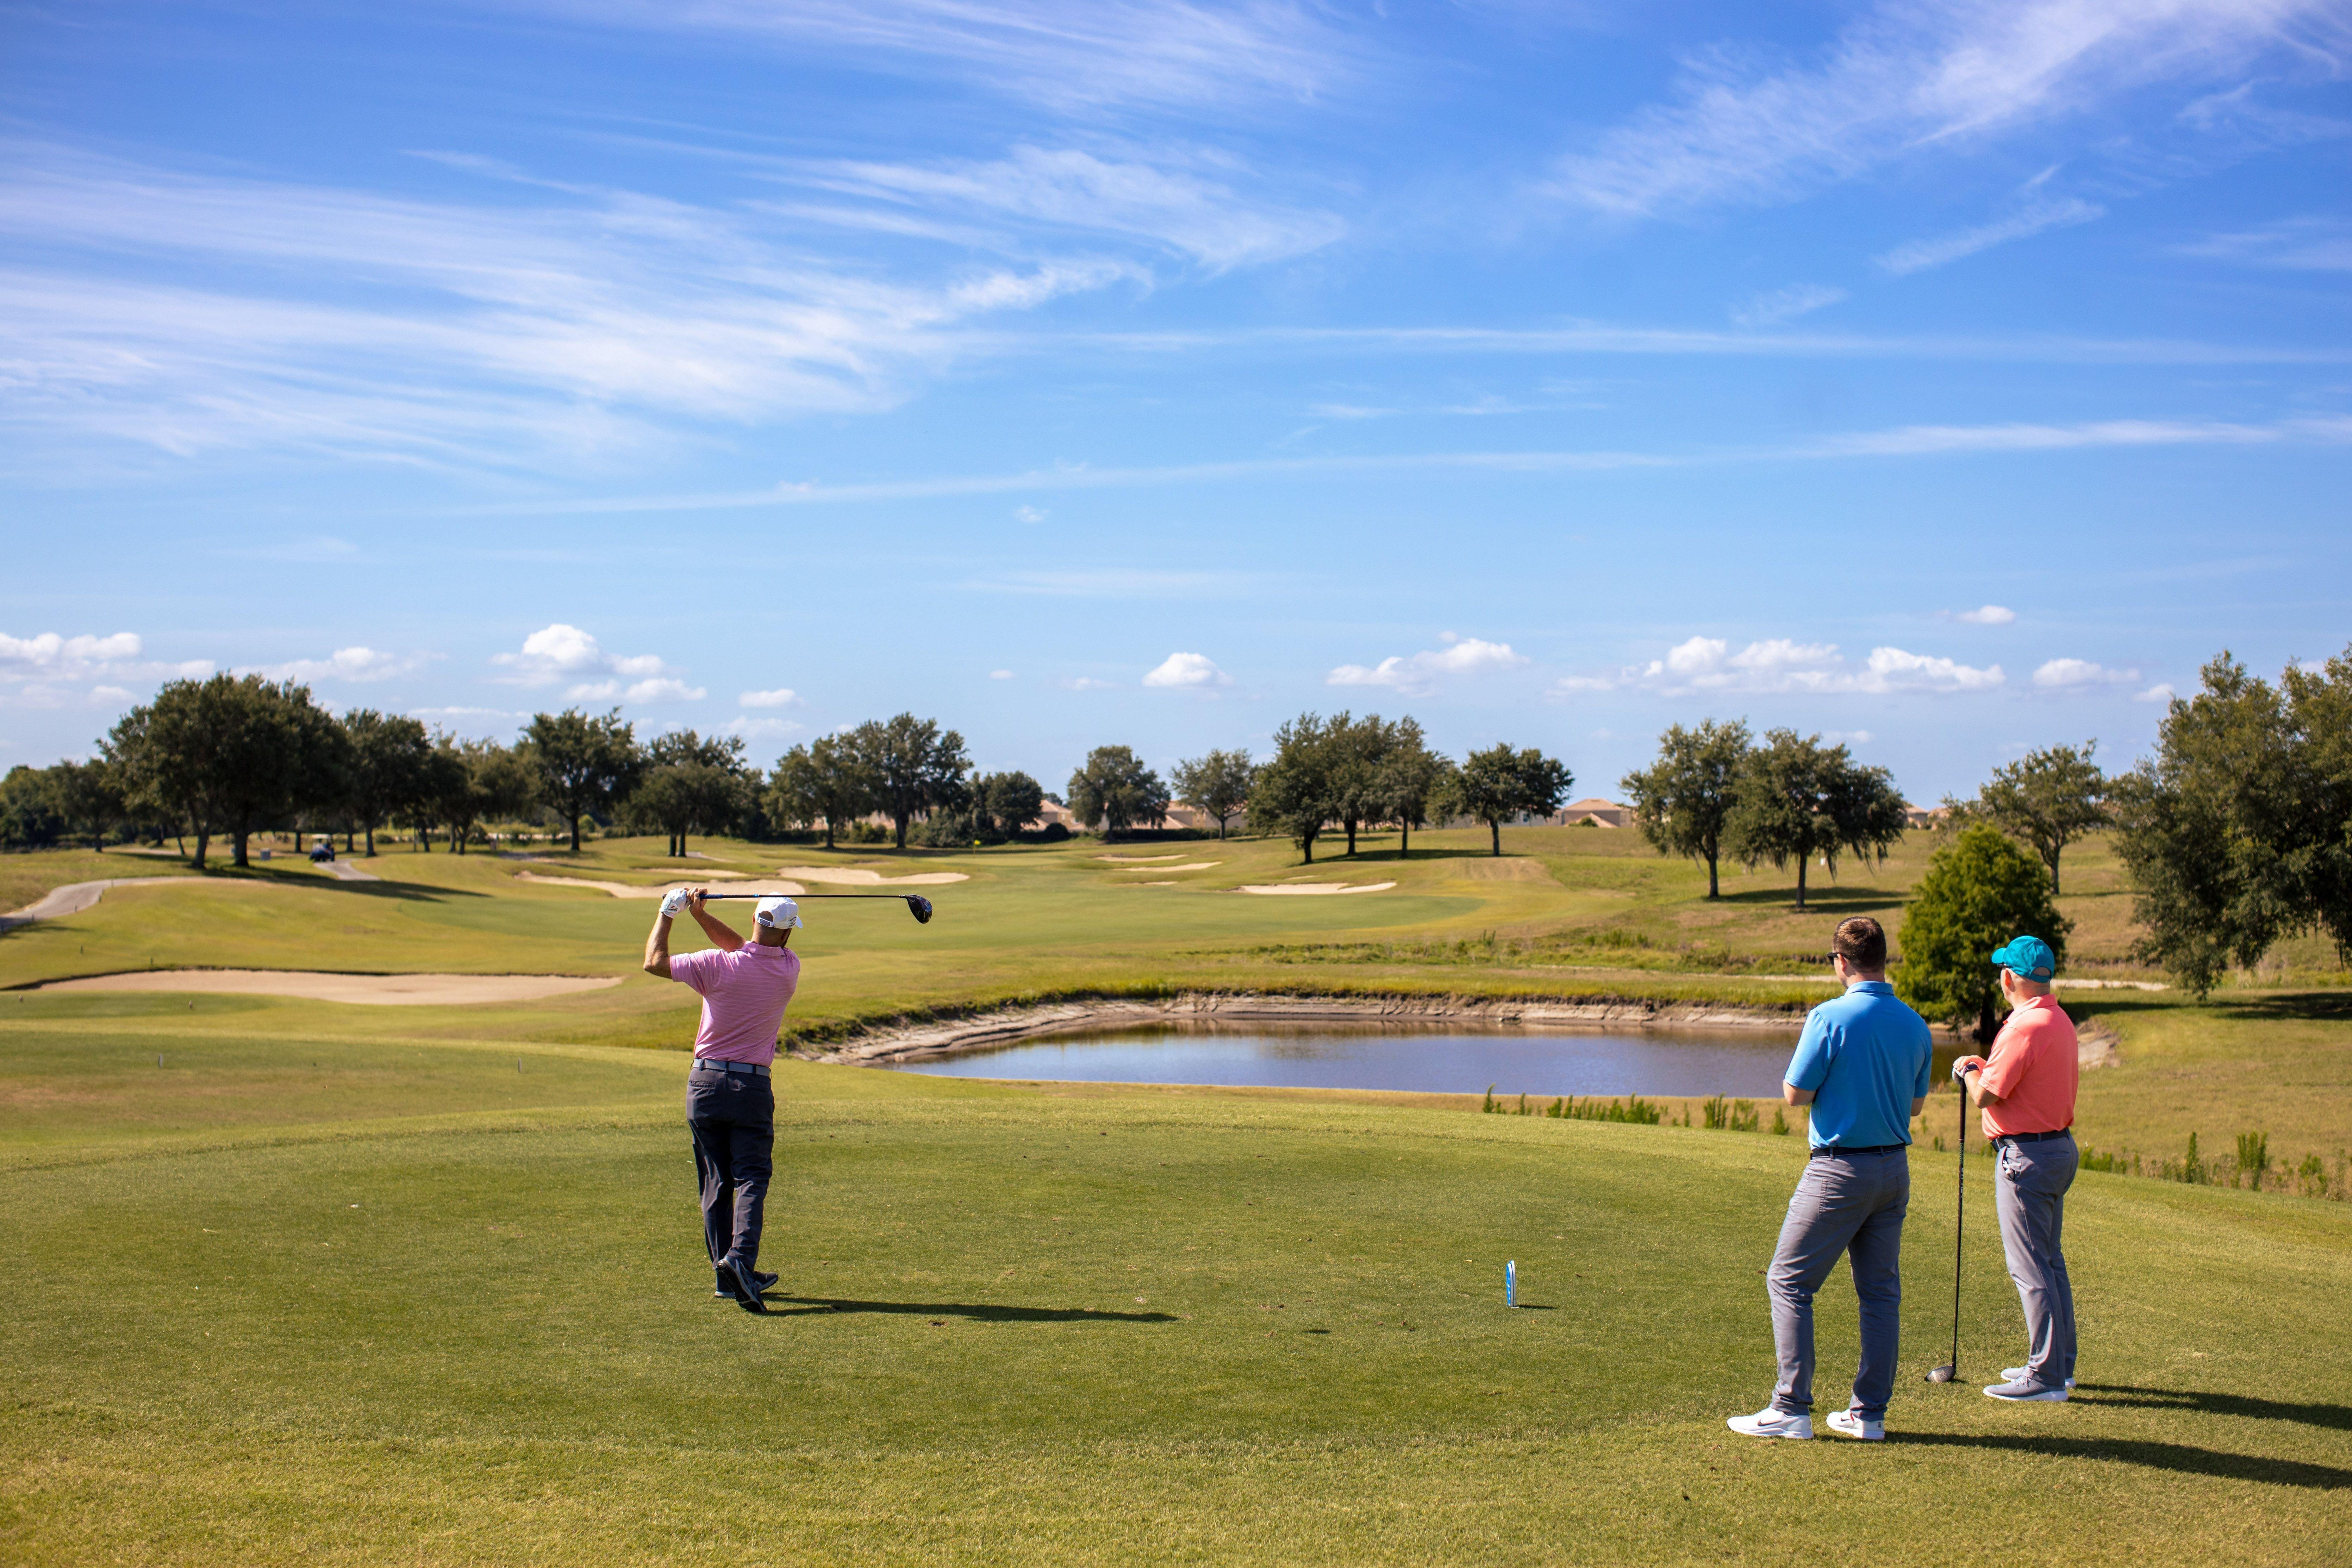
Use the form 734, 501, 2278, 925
1903, 802, 1950, 831
1035, 800, 1085, 831
1558, 797, 1634, 828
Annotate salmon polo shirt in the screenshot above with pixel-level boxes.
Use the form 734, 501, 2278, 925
669, 944, 801, 1066
1979, 992, 2079, 1139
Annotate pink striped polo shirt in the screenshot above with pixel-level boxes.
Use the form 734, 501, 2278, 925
669, 943, 800, 1065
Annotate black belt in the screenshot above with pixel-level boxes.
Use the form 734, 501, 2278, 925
1813, 1143, 1906, 1157
691, 1058, 770, 1077
1995, 1127, 2071, 1143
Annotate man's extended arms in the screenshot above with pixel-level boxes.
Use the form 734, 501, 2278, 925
644, 887, 743, 979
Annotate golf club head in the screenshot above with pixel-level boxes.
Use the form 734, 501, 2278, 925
907, 895, 934, 924
1925, 1365, 1957, 1383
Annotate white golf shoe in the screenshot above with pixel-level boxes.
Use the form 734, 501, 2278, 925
1726, 1406, 1813, 1440
1983, 1378, 2069, 1402
2003, 1367, 2076, 1388
1825, 1411, 1884, 1441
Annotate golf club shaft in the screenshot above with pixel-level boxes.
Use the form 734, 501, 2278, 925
694, 892, 915, 901
1950, 1082, 1966, 1372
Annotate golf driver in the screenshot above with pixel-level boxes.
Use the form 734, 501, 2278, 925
696, 891, 934, 924
1926, 1079, 1967, 1383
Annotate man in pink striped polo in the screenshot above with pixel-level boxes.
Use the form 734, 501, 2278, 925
643, 887, 802, 1313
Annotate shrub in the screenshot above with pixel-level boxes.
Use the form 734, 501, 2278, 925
1896, 823, 2071, 1043
2235, 1131, 2269, 1191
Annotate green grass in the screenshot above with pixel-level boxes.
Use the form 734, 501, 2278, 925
2, 1020, 2347, 1564
5, 831, 2350, 1561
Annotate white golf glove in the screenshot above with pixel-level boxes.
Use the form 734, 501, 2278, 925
660, 888, 691, 919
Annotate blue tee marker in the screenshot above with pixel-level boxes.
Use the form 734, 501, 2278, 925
1506, 1260, 1517, 1308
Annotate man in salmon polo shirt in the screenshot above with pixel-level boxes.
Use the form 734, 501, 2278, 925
643, 887, 803, 1314
1951, 934, 2080, 1403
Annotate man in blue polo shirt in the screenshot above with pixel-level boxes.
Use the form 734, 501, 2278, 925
1728, 915, 1933, 1442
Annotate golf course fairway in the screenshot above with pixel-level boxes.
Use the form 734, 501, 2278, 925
4, 830, 2349, 1562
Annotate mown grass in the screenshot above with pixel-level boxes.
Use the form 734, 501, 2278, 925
1, 1022, 2347, 1565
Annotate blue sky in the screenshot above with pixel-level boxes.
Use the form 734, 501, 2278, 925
4, 0, 2348, 802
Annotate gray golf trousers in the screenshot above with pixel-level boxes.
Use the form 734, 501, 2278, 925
1994, 1131, 2078, 1388
1767, 1146, 1910, 1421
687, 1066, 774, 1270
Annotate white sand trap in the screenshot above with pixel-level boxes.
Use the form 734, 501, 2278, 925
1235, 881, 1397, 896
37, 970, 623, 1005
772, 867, 968, 886
517, 872, 807, 898
1097, 854, 1185, 863
1115, 861, 1221, 872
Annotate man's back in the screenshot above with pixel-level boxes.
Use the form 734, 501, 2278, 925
671, 943, 800, 1064
1786, 982, 1934, 1149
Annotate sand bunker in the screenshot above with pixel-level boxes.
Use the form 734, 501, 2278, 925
36, 970, 623, 1006
1235, 881, 1396, 896
1112, 861, 1220, 873
772, 867, 968, 886
1096, 854, 1184, 863
517, 872, 808, 898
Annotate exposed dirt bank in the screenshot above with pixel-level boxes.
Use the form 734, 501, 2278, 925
810, 990, 1815, 1066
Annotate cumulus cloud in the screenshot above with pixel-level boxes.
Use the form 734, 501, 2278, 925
0, 629, 211, 704
1328, 635, 1528, 694
491, 623, 692, 703
739, 687, 799, 707
262, 646, 436, 682
2135, 682, 2178, 703
1557, 634, 2003, 695
1953, 604, 2017, 625
1142, 651, 1230, 689
2033, 657, 2139, 688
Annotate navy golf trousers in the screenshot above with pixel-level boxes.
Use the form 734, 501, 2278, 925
687, 1065, 774, 1272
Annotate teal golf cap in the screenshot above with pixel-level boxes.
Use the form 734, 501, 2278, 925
1990, 935, 2055, 982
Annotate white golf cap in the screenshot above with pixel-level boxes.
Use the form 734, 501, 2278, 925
754, 895, 802, 930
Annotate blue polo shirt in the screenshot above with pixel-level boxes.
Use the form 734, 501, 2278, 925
1785, 981, 1934, 1150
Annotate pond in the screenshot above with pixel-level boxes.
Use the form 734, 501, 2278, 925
885, 1021, 1802, 1099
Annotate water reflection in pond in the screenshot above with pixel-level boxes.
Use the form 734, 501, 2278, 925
886, 1022, 1801, 1099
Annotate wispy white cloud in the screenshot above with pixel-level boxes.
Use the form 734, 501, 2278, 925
520, 0, 1364, 115
261, 646, 438, 682
2179, 215, 2352, 271
1952, 604, 2017, 624
966, 567, 1259, 598
739, 687, 800, 707
1732, 284, 1847, 327
568, 675, 707, 703
1559, 633, 2004, 695
791, 145, 1343, 273
1875, 195, 2104, 275
988, 669, 1016, 680
2134, 682, 2178, 702
0, 145, 1141, 463
719, 714, 803, 741
1059, 675, 1115, 690
501, 412, 2352, 517
2033, 656, 2139, 687
1548, 0, 2340, 218
1142, 651, 1230, 688
1013, 505, 1048, 523
1329, 635, 1527, 694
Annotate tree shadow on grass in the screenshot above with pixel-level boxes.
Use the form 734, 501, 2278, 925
2207, 992, 2352, 1024
1894, 1431, 2352, 1489
765, 1295, 1178, 1324
1705, 886, 1901, 914
2072, 1385, 2352, 1433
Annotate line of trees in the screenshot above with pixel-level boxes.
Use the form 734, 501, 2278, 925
1235, 712, 1571, 863
1620, 721, 1907, 909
